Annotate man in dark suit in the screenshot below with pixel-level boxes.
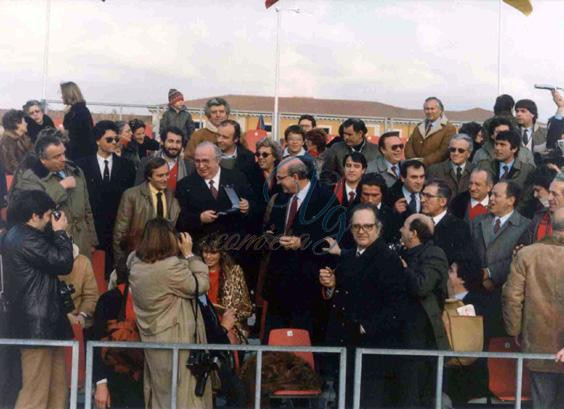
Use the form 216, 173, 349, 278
77, 120, 135, 275
333, 152, 365, 207
471, 181, 531, 289
320, 204, 408, 408
216, 119, 262, 196
428, 133, 475, 197
320, 118, 380, 188
175, 141, 256, 243
263, 157, 342, 343
477, 129, 535, 189
450, 168, 493, 223
421, 179, 471, 263
385, 159, 426, 220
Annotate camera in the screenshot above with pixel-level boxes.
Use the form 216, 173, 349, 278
52, 207, 62, 221
388, 241, 405, 258
58, 281, 75, 313
186, 350, 220, 397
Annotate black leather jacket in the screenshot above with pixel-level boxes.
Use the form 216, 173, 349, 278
2, 224, 74, 339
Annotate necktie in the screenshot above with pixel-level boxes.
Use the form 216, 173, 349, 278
103, 160, 110, 184
456, 166, 462, 181
493, 218, 501, 234
522, 129, 529, 146
425, 120, 432, 135
209, 180, 218, 200
356, 250, 362, 258
156, 192, 164, 218
348, 191, 356, 206
391, 165, 398, 178
501, 165, 510, 179
285, 197, 298, 234
408, 192, 418, 213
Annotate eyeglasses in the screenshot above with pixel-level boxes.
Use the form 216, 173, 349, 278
351, 223, 376, 233
448, 147, 467, 154
104, 137, 119, 143
255, 152, 271, 158
390, 143, 404, 151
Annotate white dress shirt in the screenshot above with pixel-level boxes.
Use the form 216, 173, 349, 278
432, 209, 447, 226
96, 154, 113, 178
470, 195, 489, 208
285, 181, 311, 227
205, 168, 221, 191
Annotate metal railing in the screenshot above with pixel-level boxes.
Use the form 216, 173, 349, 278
85, 340, 347, 409
0, 338, 80, 409
353, 348, 557, 409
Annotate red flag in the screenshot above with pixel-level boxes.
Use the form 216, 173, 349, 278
265, 0, 279, 9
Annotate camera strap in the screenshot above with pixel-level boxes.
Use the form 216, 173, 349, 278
189, 268, 200, 342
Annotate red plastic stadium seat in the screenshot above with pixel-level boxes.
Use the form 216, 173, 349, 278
91, 250, 107, 293
488, 337, 532, 401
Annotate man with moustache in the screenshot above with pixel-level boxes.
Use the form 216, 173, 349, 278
450, 168, 494, 223
366, 131, 405, 188
135, 126, 192, 192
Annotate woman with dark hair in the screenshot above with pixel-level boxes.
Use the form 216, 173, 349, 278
129, 119, 159, 159
198, 234, 252, 343
115, 121, 139, 169
128, 219, 212, 409
61, 81, 95, 160
305, 128, 328, 169
22, 100, 55, 143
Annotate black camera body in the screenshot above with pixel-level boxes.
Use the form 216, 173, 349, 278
58, 281, 75, 313
388, 241, 406, 259
186, 350, 219, 397
52, 207, 62, 221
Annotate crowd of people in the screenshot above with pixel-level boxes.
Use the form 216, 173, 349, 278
0, 82, 563, 409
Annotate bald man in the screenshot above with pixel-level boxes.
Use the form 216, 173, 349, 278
399, 213, 450, 408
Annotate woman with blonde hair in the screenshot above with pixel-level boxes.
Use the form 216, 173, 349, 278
129, 219, 212, 409
61, 81, 95, 160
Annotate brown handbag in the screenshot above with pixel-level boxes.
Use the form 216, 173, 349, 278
442, 299, 484, 367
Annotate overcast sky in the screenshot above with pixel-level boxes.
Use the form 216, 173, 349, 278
1, 0, 563, 121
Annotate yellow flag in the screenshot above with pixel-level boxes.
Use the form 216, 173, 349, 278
503, 0, 533, 16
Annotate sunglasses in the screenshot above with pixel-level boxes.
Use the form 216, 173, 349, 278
104, 137, 120, 143
390, 143, 404, 151
448, 147, 467, 154
255, 152, 271, 158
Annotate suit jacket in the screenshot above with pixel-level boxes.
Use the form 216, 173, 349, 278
175, 166, 257, 242
223, 145, 263, 198
433, 213, 472, 264
333, 180, 361, 207
134, 151, 193, 186
365, 156, 401, 188
320, 139, 381, 187
472, 138, 536, 167
471, 211, 531, 286
113, 182, 180, 264
477, 157, 535, 189
427, 160, 473, 197
325, 238, 408, 349
405, 117, 457, 166
384, 180, 420, 220
77, 154, 135, 248
263, 181, 341, 314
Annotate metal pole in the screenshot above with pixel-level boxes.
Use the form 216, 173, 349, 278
254, 350, 263, 409
171, 348, 179, 409
497, 0, 503, 95
435, 355, 444, 409
515, 357, 523, 409
352, 349, 363, 409
338, 348, 347, 409
69, 343, 79, 409
84, 343, 94, 409
41, 0, 51, 101
273, 8, 282, 141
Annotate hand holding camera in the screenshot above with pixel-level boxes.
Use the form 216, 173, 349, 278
177, 232, 193, 257
51, 210, 68, 232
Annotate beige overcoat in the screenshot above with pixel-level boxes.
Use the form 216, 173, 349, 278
129, 254, 212, 409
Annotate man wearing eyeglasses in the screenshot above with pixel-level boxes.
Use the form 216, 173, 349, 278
366, 131, 405, 188
77, 121, 135, 275
428, 133, 475, 197
320, 203, 408, 408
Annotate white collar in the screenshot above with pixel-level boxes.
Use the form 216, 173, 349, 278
451, 162, 466, 172
356, 247, 366, 256
495, 210, 514, 227
432, 209, 448, 226
402, 186, 418, 200
221, 146, 238, 160
283, 147, 306, 157
470, 195, 489, 208
96, 153, 112, 164
205, 167, 221, 188
293, 181, 311, 205
345, 183, 357, 196
454, 291, 468, 301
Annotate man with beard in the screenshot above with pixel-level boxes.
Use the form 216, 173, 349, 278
135, 126, 192, 192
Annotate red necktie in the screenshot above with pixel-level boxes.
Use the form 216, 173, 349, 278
209, 180, 218, 200
285, 197, 298, 234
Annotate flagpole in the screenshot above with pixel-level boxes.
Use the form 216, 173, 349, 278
273, 7, 281, 141
42, 0, 52, 103
497, 0, 502, 95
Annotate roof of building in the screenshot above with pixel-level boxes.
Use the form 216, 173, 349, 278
184, 94, 493, 122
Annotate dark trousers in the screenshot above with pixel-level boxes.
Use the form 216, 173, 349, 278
530, 371, 564, 409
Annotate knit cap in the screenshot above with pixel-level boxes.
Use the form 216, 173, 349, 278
168, 89, 184, 105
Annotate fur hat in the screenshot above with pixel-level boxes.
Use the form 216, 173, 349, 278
168, 89, 184, 105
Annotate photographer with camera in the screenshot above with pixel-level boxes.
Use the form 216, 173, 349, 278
128, 218, 212, 409
2, 189, 74, 409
